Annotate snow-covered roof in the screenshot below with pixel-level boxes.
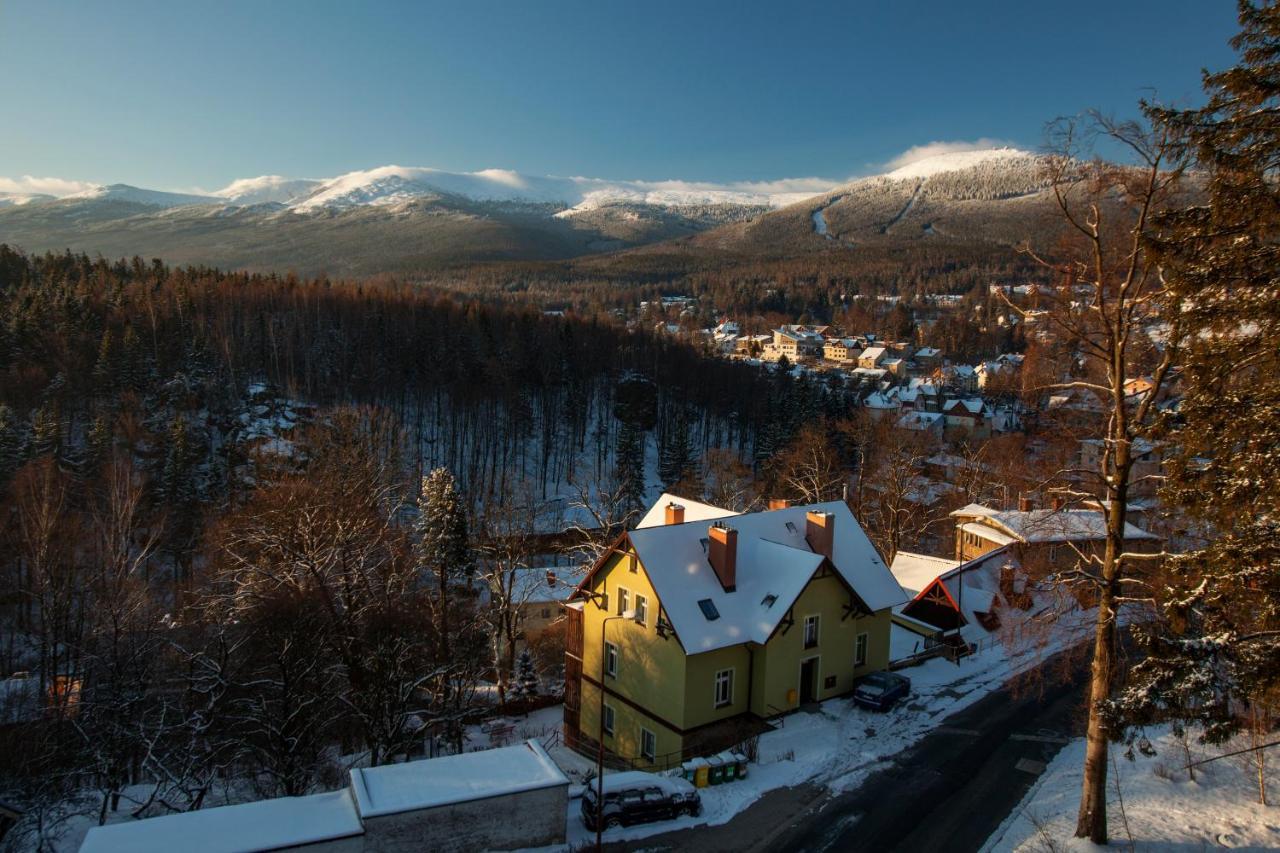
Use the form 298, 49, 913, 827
889, 551, 962, 596
349, 739, 568, 818
915, 347, 941, 358
79, 789, 363, 853
592, 771, 695, 796
943, 398, 985, 415
636, 492, 739, 529
625, 500, 906, 654
960, 521, 1017, 546
860, 346, 886, 360
956, 506, 1156, 543
897, 411, 942, 430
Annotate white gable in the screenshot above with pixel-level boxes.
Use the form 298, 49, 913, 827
635, 492, 739, 529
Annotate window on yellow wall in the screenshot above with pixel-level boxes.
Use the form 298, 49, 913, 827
634, 594, 648, 626
605, 642, 618, 678
603, 703, 615, 736
714, 668, 733, 708
617, 587, 630, 617
640, 728, 656, 761
804, 615, 819, 649
855, 632, 868, 667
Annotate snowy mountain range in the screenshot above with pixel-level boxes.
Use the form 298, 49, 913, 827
0, 148, 1055, 274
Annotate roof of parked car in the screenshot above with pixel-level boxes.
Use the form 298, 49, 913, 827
590, 771, 694, 796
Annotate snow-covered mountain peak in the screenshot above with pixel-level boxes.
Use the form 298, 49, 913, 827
63, 183, 219, 208
213, 176, 322, 206
884, 147, 1036, 180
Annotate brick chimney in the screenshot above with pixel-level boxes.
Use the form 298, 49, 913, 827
805, 510, 835, 560
1018, 494, 1034, 512
665, 502, 686, 525
768, 498, 790, 511
707, 523, 738, 592
1050, 495, 1065, 511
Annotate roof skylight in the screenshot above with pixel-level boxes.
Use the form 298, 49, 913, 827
697, 599, 720, 621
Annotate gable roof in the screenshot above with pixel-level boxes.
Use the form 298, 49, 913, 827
636, 492, 739, 529
889, 551, 962, 596
625, 500, 906, 654
953, 505, 1156, 543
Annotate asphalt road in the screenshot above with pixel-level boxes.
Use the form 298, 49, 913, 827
624, 659, 1085, 853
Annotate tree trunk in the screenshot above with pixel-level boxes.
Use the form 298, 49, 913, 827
1074, 579, 1114, 843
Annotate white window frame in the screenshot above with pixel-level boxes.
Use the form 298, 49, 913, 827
634, 593, 648, 626
640, 727, 656, 762
714, 668, 734, 709
855, 632, 868, 667
602, 702, 615, 736
803, 614, 820, 649
605, 641, 618, 678
617, 587, 630, 617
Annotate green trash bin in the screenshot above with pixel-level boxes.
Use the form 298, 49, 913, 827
706, 754, 726, 785
731, 751, 749, 780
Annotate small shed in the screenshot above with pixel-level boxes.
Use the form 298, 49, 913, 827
350, 739, 569, 853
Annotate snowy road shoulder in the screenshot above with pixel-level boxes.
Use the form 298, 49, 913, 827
981, 726, 1280, 852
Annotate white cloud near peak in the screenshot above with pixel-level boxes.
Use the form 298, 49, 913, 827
883, 138, 1011, 171
0, 175, 99, 197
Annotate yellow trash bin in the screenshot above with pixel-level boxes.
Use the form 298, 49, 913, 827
694, 765, 710, 788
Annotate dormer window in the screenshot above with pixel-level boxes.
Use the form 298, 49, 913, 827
697, 598, 720, 621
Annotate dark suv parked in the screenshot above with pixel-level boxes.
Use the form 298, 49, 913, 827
852, 670, 912, 711
581, 771, 702, 831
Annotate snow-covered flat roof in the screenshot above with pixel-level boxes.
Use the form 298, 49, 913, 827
349, 739, 568, 818
78, 789, 363, 853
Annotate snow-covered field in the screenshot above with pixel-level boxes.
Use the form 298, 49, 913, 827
983, 726, 1280, 852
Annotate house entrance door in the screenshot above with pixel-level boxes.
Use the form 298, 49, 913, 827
799, 657, 818, 704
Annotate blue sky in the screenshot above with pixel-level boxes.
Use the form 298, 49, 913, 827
1, 0, 1241, 193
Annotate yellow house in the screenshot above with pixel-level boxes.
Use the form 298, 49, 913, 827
563, 494, 906, 768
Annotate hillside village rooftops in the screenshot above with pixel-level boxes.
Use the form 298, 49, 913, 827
79, 789, 363, 853
349, 739, 567, 818
623, 500, 907, 654
860, 346, 887, 360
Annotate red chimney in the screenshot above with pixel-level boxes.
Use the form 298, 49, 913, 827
1018, 494, 1034, 512
806, 510, 835, 560
665, 502, 686, 525
768, 498, 790, 511
1050, 495, 1065, 511
708, 523, 737, 592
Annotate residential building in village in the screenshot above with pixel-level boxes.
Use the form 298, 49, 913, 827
769, 325, 827, 360
950, 500, 1158, 572
563, 495, 905, 768
823, 338, 861, 364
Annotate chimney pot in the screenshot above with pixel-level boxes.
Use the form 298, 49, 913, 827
665, 502, 686, 525
805, 510, 835, 560
768, 498, 790, 511
707, 523, 737, 592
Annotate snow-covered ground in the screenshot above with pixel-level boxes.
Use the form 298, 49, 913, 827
547, 619, 1083, 850
982, 725, 1280, 852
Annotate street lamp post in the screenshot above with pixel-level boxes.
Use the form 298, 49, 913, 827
596, 609, 633, 851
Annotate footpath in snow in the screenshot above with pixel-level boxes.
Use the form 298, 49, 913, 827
982, 725, 1280, 851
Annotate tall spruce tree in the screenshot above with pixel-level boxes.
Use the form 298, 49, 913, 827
1118, 0, 1280, 766
415, 468, 474, 663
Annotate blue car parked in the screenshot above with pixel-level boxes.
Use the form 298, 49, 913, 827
852, 671, 911, 711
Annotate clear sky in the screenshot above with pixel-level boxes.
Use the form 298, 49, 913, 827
0, 0, 1242, 193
